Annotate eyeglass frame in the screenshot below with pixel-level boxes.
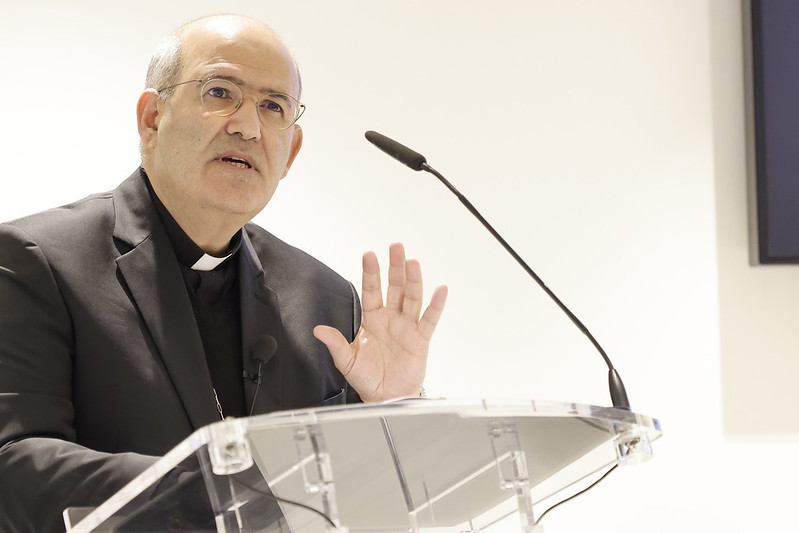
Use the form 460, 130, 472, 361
155, 77, 306, 131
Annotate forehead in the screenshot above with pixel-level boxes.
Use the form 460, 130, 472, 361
180, 21, 300, 96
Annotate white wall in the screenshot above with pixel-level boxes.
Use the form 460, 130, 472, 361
1, 0, 797, 531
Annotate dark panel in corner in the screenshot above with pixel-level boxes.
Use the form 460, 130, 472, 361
749, 0, 799, 264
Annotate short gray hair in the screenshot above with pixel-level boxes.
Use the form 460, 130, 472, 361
143, 16, 303, 99
145, 32, 183, 98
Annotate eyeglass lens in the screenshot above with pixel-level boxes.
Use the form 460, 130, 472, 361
200, 79, 301, 130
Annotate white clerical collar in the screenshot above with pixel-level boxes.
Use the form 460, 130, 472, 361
191, 253, 233, 272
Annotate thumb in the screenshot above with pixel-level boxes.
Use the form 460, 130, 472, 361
313, 325, 354, 373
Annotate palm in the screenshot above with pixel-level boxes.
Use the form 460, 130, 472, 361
313, 243, 447, 402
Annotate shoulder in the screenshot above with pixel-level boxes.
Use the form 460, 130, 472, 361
2, 170, 150, 245
243, 223, 325, 268
243, 223, 354, 296
2, 191, 115, 249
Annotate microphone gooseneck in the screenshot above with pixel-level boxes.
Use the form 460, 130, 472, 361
364, 130, 631, 410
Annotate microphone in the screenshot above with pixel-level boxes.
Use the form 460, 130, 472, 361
364, 130, 631, 410
365, 130, 427, 171
246, 334, 278, 416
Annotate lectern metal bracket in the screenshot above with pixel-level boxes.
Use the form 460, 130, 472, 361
611, 422, 653, 466
208, 419, 254, 476
293, 423, 341, 528
489, 421, 541, 533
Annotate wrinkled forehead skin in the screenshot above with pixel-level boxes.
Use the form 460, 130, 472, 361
177, 15, 301, 98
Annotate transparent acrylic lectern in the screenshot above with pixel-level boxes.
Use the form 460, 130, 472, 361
63, 399, 661, 532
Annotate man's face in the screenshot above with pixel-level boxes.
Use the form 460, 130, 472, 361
141, 19, 303, 227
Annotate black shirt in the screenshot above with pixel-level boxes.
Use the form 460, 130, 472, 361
143, 171, 246, 418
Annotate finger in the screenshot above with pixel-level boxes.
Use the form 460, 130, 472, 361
361, 251, 383, 312
313, 325, 356, 375
385, 243, 406, 312
401, 258, 423, 319
418, 284, 448, 341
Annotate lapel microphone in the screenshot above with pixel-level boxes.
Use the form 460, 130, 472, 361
246, 334, 278, 416
364, 130, 631, 410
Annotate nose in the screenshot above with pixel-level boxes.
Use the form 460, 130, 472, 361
226, 97, 262, 141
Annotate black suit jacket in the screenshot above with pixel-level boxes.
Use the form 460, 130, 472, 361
0, 170, 360, 532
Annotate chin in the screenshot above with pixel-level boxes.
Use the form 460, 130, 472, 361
213, 194, 269, 218
209, 182, 270, 210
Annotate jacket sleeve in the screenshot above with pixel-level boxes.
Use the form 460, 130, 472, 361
0, 223, 158, 533
345, 280, 363, 404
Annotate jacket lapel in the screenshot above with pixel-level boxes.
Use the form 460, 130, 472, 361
239, 230, 284, 415
112, 171, 220, 430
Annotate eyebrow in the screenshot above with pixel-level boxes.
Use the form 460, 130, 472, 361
200, 72, 294, 99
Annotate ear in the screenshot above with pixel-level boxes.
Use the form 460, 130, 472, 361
137, 89, 161, 149
280, 124, 304, 179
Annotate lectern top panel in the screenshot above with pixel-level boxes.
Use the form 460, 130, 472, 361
64, 399, 661, 533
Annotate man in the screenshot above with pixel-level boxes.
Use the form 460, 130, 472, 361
0, 14, 447, 532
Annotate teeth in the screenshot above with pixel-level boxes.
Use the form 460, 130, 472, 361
222, 157, 251, 169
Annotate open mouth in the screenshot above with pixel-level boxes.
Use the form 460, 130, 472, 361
221, 156, 252, 169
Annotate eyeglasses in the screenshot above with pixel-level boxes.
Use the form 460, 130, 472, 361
157, 78, 306, 131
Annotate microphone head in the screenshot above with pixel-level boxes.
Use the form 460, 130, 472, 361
365, 130, 427, 171
252, 334, 278, 364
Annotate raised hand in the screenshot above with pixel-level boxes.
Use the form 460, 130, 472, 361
313, 243, 448, 402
